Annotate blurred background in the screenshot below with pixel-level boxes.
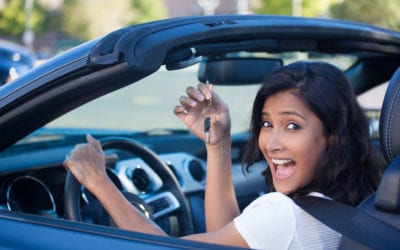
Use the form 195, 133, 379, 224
1, 0, 400, 83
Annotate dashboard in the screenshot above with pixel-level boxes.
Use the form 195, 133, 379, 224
0, 136, 267, 234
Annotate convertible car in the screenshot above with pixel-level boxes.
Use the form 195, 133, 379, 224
0, 15, 399, 249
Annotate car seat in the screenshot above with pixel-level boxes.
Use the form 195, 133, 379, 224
339, 68, 400, 249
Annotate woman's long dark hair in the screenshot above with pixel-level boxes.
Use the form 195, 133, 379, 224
242, 61, 382, 206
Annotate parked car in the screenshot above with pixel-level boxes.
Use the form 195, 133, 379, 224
0, 39, 35, 85
0, 15, 399, 249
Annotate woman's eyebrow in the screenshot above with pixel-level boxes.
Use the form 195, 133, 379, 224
261, 111, 306, 121
279, 111, 306, 121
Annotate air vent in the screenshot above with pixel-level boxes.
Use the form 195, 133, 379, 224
188, 160, 205, 182
131, 168, 150, 192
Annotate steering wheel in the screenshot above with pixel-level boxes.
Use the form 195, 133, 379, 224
64, 137, 194, 236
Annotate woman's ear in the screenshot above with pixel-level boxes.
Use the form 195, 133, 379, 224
328, 134, 335, 145
328, 134, 346, 146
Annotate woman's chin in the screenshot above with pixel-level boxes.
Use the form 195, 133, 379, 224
273, 184, 292, 195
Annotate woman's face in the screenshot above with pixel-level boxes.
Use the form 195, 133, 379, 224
258, 90, 329, 194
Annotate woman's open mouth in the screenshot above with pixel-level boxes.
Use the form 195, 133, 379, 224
271, 158, 296, 180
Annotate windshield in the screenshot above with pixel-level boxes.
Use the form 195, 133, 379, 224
47, 65, 259, 134
47, 52, 358, 135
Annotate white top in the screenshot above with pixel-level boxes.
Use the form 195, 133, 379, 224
233, 192, 341, 250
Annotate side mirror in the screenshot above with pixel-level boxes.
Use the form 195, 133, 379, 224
198, 57, 283, 85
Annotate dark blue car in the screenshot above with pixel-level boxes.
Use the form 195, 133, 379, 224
0, 15, 398, 249
0, 39, 35, 85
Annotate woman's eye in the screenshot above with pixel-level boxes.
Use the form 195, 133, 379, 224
287, 122, 300, 130
262, 121, 272, 128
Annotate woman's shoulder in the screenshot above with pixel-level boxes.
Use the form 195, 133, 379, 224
234, 192, 341, 249
248, 191, 330, 207
240, 192, 297, 223
239, 191, 297, 220
234, 192, 297, 249
248, 191, 294, 207
238, 191, 332, 226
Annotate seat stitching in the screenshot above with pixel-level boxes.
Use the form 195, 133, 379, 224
385, 73, 400, 160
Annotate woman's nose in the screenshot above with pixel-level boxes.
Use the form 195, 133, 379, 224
266, 129, 284, 153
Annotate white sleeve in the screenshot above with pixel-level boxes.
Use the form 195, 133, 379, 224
233, 192, 296, 250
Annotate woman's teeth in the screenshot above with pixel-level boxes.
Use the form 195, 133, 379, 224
272, 159, 292, 165
271, 158, 296, 180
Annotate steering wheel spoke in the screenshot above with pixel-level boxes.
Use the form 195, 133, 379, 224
145, 191, 180, 219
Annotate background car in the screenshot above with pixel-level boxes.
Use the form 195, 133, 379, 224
0, 15, 398, 249
0, 39, 35, 85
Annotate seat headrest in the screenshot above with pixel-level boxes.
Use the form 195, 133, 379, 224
375, 156, 400, 213
379, 67, 400, 163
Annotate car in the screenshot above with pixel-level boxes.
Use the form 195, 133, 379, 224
0, 39, 35, 85
0, 15, 399, 249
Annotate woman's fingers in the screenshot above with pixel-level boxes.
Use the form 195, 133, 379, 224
186, 85, 206, 102
197, 82, 212, 101
87, 134, 103, 155
173, 105, 188, 116
178, 95, 197, 109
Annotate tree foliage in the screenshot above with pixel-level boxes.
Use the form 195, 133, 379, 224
253, 0, 292, 15
0, 0, 167, 41
2, 0, 399, 51
61, 0, 131, 41
0, 0, 46, 36
329, 0, 400, 31
61, 0, 166, 41
253, 0, 335, 17
252, 0, 400, 30
130, 0, 166, 24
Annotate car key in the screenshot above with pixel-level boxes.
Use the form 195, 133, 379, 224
203, 81, 212, 144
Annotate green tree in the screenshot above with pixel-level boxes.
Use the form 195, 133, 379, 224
253, 0, 336, 17
61, 0, 166, 41
329, 0, 400, 31
0, 0, 46, 36
253, 0, 292, 15
130, 0, 166, 24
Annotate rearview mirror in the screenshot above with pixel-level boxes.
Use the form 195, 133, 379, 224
198, 57, 283, 85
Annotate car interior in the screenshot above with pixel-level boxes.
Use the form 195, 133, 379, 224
0, 15, 399, 249
362, 68, 400, 227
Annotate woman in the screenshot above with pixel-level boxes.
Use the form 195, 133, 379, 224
64, 61, 381, 249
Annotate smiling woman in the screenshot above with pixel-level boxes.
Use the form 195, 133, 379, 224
234, 61, 382, 249
0, 15, 399, 250
245, 62, 381, 204
258, 90, 329, 193
63, 61, 382, 249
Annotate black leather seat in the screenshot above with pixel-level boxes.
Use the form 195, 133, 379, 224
340, 68, 400, 249
368, 67, 400, 224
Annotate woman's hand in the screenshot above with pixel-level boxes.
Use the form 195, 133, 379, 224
63, 134, 108, 193
174, 83, 231, 145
